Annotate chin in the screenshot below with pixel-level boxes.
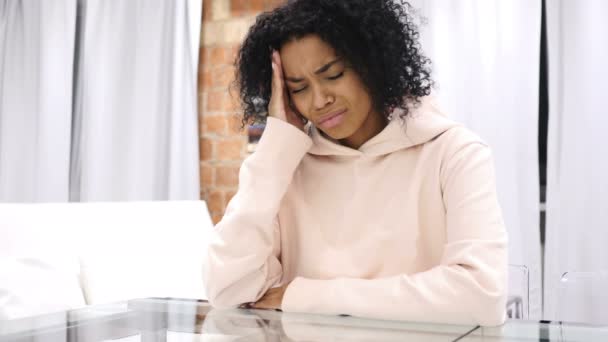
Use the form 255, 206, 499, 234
318, 125, 356, 140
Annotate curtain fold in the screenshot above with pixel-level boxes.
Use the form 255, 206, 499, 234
1, 0, 201, 203
70, 0, 200, 201
409, 0, 543, 319
544, 0, 608, 321
0, 0, 77, 202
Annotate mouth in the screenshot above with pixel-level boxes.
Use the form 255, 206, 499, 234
317, 109, 347, 130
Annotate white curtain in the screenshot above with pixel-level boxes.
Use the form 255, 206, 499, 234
409, 0, 543, 319
544, 0, 608, 321
0, 0, 77, 202
0, 0, 201, 202
71, 0, 201, 201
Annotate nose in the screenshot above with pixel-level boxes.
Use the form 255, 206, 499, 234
312, 84, 334, 111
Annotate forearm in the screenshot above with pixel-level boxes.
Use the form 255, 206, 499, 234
282, 237, 508, 326
203, 118, 312, 307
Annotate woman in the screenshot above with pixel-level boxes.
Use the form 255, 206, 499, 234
203, 0, 507, 326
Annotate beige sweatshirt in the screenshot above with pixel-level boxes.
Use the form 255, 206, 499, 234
203, 99, 508, 326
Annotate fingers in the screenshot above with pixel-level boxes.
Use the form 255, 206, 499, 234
269, 50, 305, 131
271, 51, 280, 91
250, 303, 281, 311
275, 52, 291, 105
248, 287, 281, 310
269, 50, 286, 119
250, 299, 273, 310
250, 301, 266, 310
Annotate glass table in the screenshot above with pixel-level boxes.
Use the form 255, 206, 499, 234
1, 298, 607, 341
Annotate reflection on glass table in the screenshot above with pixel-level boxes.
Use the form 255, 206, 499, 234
128, 298, 477, 341
1, 298, 608, 342
460, 319, 608, 341
0, 298, 475, 342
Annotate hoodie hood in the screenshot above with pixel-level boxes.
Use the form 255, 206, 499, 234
307, 97, 460, 157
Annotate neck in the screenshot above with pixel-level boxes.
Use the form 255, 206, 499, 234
340, 110, 387, 149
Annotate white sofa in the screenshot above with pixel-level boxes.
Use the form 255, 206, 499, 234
0, 200, 213, 320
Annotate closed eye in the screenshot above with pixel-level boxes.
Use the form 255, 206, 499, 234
327, 71, 344, 80
291, 71, 343, 94
291, 86, 307, 94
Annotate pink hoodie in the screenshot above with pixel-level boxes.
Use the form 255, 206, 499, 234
203, 99, 508, 326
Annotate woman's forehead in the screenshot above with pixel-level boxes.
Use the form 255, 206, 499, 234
280, 35, 339, 75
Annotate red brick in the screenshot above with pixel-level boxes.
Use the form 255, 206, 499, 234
200, 164, 214, 187
203, 115, 227, 135
211, 212, 224, 225
229, 45, 240, 65
250, 0, 265, 12
198, 70, 212, 90
206, 90, 224, 112
227, 114, 246, 135
197, 92, 205, 118
198, 70, 211, 91
209, 47, 223, 65
199, 47, 207, 69
212, 66, 235, 88
207, 190, 225, 213
225, 190, 237, 204
217, 138, 244, 160
197, 70, 203, 90
231, 0, 249, 16
199, 138, 214, 161
224, 93, 241, 112
216, 166, 240, 187
265, 0, 285, 11
203, 0, 213, 21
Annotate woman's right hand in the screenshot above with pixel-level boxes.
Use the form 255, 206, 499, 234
269, 50, 306, 131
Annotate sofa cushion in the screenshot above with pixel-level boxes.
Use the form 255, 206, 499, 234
0, 203, 85, 320
0, 257, 85, 320
75, 201, 213, 304
0, 200, 214, 316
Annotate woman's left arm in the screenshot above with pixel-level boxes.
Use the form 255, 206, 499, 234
281, 142, 508, 326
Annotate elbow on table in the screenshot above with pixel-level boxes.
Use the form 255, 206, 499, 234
202, 274, 244, 309
206, 291, 242, 309
203, 274, 252, 309
202, 266, 240, 309
203, 268, 262, 309
470, 288, 507, 326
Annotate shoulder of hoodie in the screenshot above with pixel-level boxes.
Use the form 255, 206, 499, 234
436, 125, 490, 153
421, 121, 496, 189
413, 99, 492, 161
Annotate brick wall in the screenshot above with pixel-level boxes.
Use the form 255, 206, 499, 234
198, 0, 284, 224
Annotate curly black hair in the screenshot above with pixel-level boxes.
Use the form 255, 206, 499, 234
234, 0, 433, 125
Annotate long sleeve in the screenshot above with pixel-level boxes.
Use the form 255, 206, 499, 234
281, 142, 508, 326
203, 117, 313, 308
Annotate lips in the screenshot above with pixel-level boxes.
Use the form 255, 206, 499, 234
317, 109, 347, 129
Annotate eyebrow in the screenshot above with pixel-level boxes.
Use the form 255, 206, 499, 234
285, 58, 342, 83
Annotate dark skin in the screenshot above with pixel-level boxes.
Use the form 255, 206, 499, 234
251, 36, 387, 310
280, 35, 387, 149
250, 284, 289, 310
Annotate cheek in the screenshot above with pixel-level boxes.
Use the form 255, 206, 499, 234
292, 96, 312, 119
343, 79, 372, 111
358, 90, 373, 111
355, 86, 374, 112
